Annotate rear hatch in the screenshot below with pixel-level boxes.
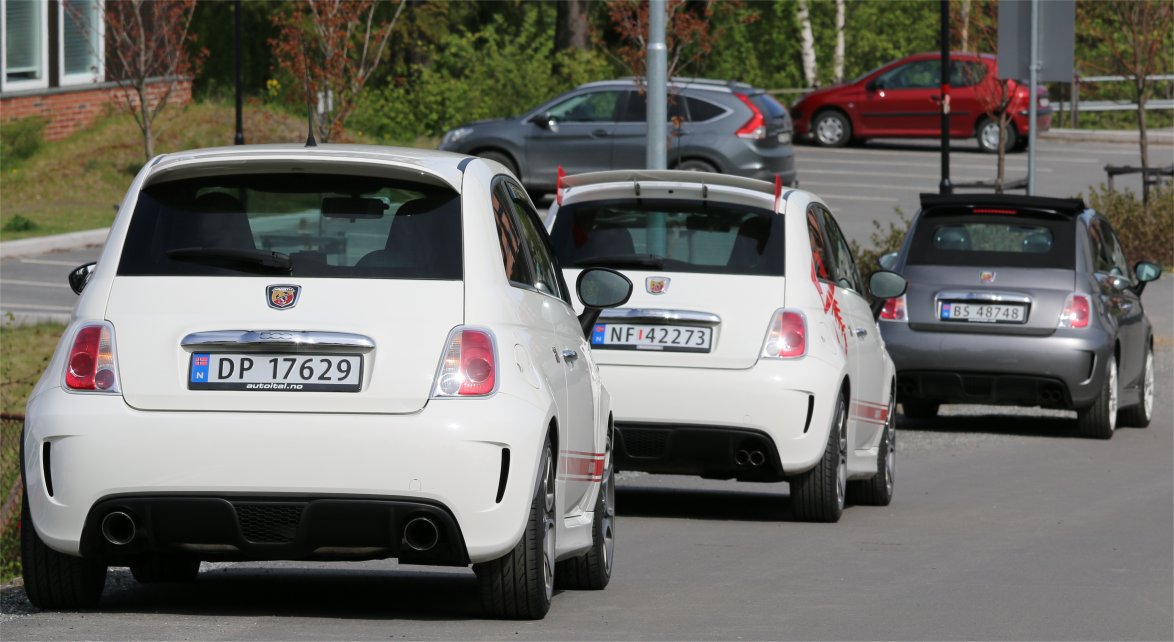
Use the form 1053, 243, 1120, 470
902, 204, 1079, 337
549, 190, 784, 369
108, 167, 464, 414
740, 90, 793, 149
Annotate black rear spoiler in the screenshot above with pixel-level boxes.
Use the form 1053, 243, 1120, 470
919, 193, 1086, 217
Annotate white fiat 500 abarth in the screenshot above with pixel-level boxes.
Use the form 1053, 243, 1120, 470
546, 170, 907, 522
21, 144, 632, 620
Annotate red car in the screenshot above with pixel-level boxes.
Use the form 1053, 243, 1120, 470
790, 52, 1051, 153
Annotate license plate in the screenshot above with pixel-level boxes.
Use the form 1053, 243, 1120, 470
590, 324, 712, 352
939, 302, 1027, 324
188, 353, 362, 391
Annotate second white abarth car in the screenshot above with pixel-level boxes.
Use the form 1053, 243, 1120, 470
21, 144, 632, 620
546, 170, 907, 522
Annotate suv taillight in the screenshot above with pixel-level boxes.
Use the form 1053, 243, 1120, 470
880, 295, 908, 322
761, 309, 806, 359
64, 322, 120, 392
432, 328, 497, 397
1059, 294, 1091, 329
735, 94, 766, 141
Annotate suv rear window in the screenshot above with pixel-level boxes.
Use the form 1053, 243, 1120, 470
549, 198, 784, 276
118, 173, 462, 279
906, 214, 1074, 269
747, 92, 788, 119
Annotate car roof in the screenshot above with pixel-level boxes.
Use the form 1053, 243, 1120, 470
918, 193, 1088, 219
560, 169, 777, 197
574, 77, 759, 95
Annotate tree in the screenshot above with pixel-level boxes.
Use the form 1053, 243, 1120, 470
832, 0, 845, 84
555, 0, 591, 52
797, 0, 818, 88
1077, 0, 1173, 209
270, 0, 404, 143
604, 0, 753, 82
952, 0, 1015, 189
79, 0, 205, 161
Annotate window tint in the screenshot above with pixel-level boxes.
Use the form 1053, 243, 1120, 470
685, 96, 726, 121
619, 91, 691, 123
548, 91, 620, 123
881, 60, 940, 89
549, 198, 783, 276
818, 208, 861, 292
1094, 219, 1130, 278
951, 61, 987, 87
117, 174, 461, 279
906, 214, 1075, 269
506, 181, 563, 299
492, 182, 534, 286
747, 92, 788, 119
806, 208, 832, 281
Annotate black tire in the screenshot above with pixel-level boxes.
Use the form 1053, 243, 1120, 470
477, 149, 520, 178
901, 400, 939, 419
474, 435, 556, 619
674, 159, 718, 173
21, 493, 107, 609
811, 110, 852, 147
1077, 356, 1118, 439
976, 117, 1018, 153
848, 386, 896, 506
790, 394, 847, 522
130, 556, 201, 584
1119, 345, 1154, 428
556, 428, 614, 590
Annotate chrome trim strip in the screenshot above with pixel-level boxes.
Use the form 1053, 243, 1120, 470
180, 331, 376, 353
598, 308, 721, 327
935, 291, 1032, 304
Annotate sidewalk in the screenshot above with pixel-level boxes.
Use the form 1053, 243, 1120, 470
1041, 127, 1174, 145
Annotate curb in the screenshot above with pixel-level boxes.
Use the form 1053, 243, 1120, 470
0, 228, 108, 260
1041, 128, 1174, 146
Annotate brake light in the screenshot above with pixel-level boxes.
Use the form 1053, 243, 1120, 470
761, 309, 806, 358
879, 295, 908, 322
973, 208, 1017, 215
64, 322, 120, 392
735, 94, 766, 141
432, 328, 497, 397
1059, 294, 1091, 329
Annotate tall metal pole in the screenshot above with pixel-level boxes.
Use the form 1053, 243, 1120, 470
938, 0, 952, 195
1027, 0, 1039, 194
233, 0, 244, 145
646, 0, 667, 170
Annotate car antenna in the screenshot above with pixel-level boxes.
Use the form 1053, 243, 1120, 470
300, 43, 317, 148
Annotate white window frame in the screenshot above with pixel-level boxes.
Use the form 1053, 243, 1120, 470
58, 0, 104, 86
1, 0, 51, 92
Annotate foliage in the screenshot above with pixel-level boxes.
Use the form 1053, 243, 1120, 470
0, 116, 47, 169
603, 0, 755, 81
1085, 183, 1174, 268
269, 0, 404, 143
2, 215, 37, 234
96, 0, 206, 160
187, 0, 282, 101
850, 208, 912, 278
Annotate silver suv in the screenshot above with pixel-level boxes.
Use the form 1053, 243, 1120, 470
439, 78, 797, 196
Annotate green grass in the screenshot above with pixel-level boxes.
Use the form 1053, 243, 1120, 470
0, 321, 66, 583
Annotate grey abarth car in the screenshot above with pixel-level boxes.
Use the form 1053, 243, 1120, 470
879, 193, 1161, 439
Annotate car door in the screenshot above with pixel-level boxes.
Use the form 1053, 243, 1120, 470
815, 205, 888, 451
861, 59, 942, 136
525, 90, 622, 187
949, 59, 990, 137
1092, 217, 1146, 389
610, 90, 691, 170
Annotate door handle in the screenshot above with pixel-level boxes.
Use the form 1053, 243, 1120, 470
854, 327, 869, 338
562, 349, 579, 362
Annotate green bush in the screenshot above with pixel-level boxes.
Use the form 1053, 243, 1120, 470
850, 208, 912, 278
0, 116, 47, 168
1085, 182, 1174, 269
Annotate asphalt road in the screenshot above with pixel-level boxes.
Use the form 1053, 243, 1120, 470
0, 137, 1171, 640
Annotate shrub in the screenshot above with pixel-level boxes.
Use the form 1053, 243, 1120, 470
850, 208, 912, 278
0, 116, 47, 168
1, 215, 36, 233
1085, 183, 1174, 269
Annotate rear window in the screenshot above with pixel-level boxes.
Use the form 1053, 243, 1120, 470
118, 173, 462, 279
549, 198, 784, 276
906, 214, 1074, 269
747, 92, 788, 119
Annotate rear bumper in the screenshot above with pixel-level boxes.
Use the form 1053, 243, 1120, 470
880, 322, 1111, 408
722, 139, 799, 187
23, 388, 550, 563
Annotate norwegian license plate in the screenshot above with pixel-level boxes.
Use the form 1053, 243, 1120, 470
590, 324, 712, 352
939, 302, 1027, 324
188, 353, 362, 391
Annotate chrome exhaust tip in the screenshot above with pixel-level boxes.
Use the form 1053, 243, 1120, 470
734, 450, 750, 466
403, 516, 440, 552
748, 450, 766, 467
101, 511, 136, 546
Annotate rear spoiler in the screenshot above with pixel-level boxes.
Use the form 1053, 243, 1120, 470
918, 193, 1086, 218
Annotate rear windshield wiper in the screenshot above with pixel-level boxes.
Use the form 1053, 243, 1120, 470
575, 254, 665, 269
167, 247, 292, 274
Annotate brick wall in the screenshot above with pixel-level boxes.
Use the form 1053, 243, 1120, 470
0, 79, 192, 141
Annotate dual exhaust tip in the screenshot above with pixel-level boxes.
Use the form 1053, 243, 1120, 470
101, 510, 443, 553
734, 449, 767, 467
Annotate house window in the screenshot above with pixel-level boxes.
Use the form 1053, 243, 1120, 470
2, 0, 49, 91
60, 0, 103, 85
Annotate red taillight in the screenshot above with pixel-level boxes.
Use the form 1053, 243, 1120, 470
1059, 294, 1091, 329
735, 94, 766, 141
973, 208, 1017, 215
65, 322, 119, 392
762, 309, 806, 359
433, 328, 497, 397
879, 295, 908, 322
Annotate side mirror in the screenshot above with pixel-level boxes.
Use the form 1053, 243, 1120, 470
1133, 260, 1161, 293
68, 262, 97, 295
535, 112, 559, 133
878, 251, 899, 271
866, 79, 881, 92
868, 270, 907, 320
576, 268, 633, 338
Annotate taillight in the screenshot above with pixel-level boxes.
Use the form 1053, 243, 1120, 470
64, 322, 120, 392
1059, 294, 1091, 329
879, 295, 908, 322
432, 328, 497, 397
761, 309, 806, 359
735, 94, 766, 141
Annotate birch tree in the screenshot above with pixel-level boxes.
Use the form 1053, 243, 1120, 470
797, 0, 818, 88
833, 0, 845, 84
